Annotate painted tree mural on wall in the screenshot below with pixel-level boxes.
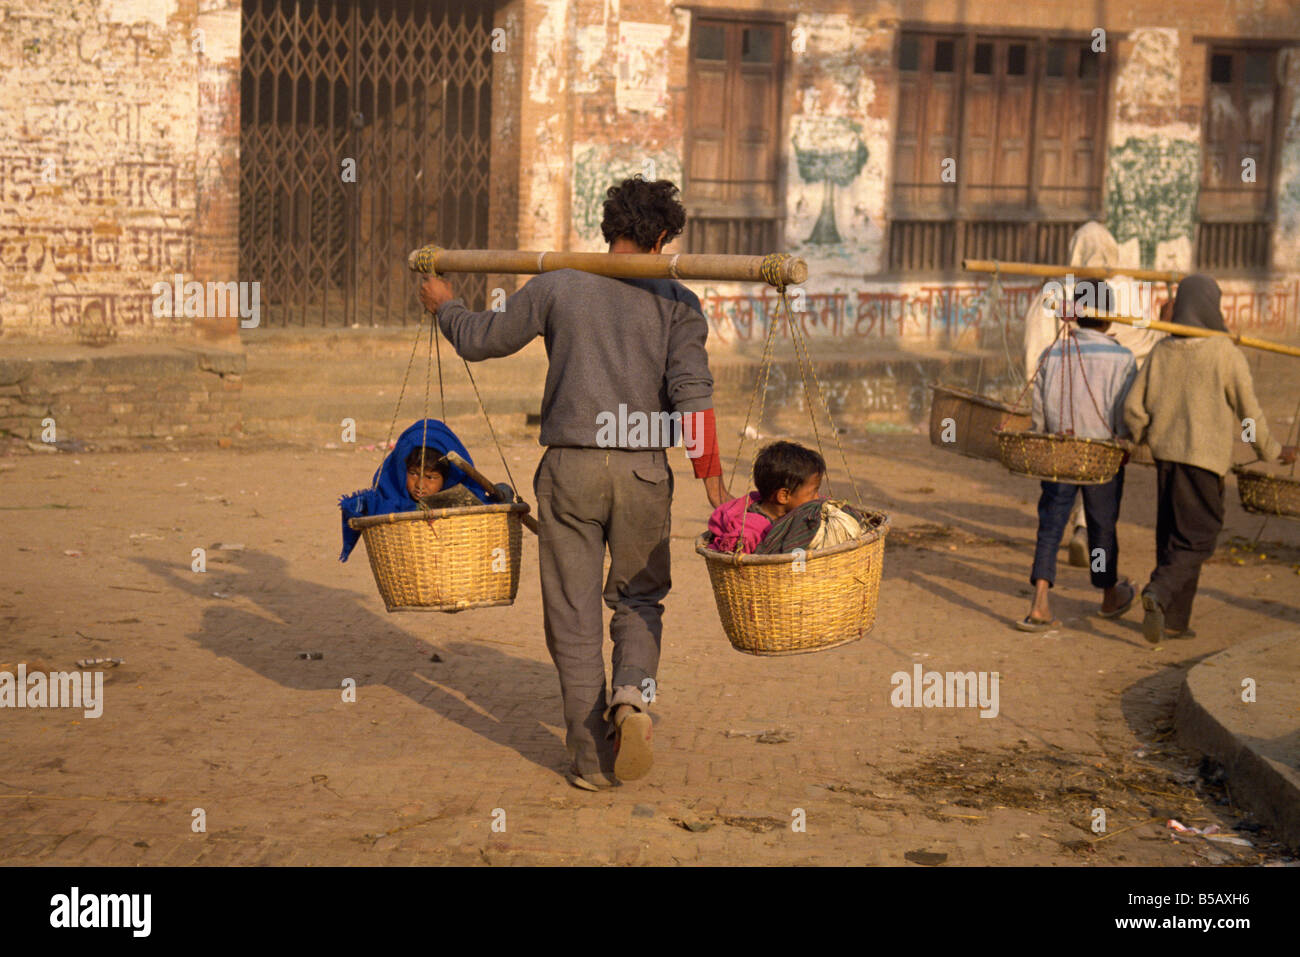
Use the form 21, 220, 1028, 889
571, 147, 682, 242
793, 117, 869, 245
1105, 137, 1199, 268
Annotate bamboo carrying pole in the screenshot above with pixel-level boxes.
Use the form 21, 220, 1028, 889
441, 451, 540, 535
963, 258, 1185, 283
408, 246, 808, 287
1079, 311, 1300, 359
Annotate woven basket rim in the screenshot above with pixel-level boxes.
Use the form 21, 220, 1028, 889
994, 429, 1130, 452
348, 502, 529, 530
1231, 465, 1300, 484
694, 510, 890, 565
930, 384, 1029, 416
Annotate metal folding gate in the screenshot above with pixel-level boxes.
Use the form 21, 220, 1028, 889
239, 0, 493, 326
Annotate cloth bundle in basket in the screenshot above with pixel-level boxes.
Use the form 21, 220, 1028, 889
1232, 467, 1300, 519
929, 385, 1031, 461
349, 503, 529, 611
695, 510, 890, 656
994, 430, 1127, 485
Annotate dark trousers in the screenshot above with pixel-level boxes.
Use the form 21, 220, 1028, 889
534, 447, 673, 776
1147, 460, 1225, 631
1031, 468, 1125, 589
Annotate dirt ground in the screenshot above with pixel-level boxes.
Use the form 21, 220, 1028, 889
2, 386, 1300, 866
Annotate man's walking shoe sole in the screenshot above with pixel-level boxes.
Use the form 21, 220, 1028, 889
614, 712, 653, 781
1141, 593, 1165, 645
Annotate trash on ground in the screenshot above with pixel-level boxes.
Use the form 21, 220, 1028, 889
904, 849, 947, 866
1205, 834, 1253, 847
724, 728, 793, 740
76, 657, 124, 668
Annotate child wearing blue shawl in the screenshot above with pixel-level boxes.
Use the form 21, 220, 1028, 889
338, 419, 494, 561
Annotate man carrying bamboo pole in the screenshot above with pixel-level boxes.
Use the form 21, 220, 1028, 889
418, 177, 728, 790
1123, 274, 1296, 643
1022, 222, 1164, 566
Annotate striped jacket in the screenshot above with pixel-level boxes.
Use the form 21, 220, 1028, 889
1031, 328, 1137, 440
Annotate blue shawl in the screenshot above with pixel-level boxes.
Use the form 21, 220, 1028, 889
338, 419, 490, 561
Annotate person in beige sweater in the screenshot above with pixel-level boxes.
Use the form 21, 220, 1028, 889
1123, 274, 1297, 643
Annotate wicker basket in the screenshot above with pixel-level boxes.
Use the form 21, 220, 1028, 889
695, 510, 890, 656
994, 430, 1127, 485
929, 385, 1031, 462
1233, 467, 1300, 518
348, 503, 529, 612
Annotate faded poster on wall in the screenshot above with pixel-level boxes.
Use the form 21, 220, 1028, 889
616, 21, 671, 115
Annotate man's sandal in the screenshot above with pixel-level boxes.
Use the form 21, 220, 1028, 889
1099, 580, 1136, 619
565, 769, 620, 791
613, 706, 653, 781
1015, 615, 1061, 633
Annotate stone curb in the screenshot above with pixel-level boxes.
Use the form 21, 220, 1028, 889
1174, 630, 1300, 850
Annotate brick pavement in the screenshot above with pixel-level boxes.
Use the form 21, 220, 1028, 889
2, 418, 1298, 865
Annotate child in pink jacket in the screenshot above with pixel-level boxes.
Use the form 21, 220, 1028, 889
707, 441, 824, 553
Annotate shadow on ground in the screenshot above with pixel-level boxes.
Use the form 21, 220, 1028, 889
132, 550, 566, 773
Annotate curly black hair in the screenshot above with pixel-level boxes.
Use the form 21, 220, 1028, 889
600, 176, 686, 249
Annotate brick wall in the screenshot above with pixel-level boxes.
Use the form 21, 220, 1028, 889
504, 0, 1300, 351
0, 348, 243, 441
0, 0, 241, 344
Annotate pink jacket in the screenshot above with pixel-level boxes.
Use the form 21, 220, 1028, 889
708, 492, 772, 554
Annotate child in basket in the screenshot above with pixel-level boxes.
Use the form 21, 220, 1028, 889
707, 440, 864, 554
1018, 281, 1137, 632
337, 418, 508, 561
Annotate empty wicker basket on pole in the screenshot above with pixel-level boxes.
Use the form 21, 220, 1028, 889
994, 431, 1128, 485
930, 385, 1031, 461
1233, 467, 1300, 519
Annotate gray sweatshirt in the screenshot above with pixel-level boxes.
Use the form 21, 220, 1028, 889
437, 269, 714, 448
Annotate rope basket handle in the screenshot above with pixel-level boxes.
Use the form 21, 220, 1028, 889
728, 253, 861, 563
371, 263, 524, 519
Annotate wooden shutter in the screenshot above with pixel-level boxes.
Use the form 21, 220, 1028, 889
894, 34, 959, 214
963, 38, 1033, 212
685, 18, 783, 253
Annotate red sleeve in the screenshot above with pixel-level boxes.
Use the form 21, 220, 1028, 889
684, 408, 722, 479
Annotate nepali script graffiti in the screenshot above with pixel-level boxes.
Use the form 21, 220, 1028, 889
701, 280, 1300, 344
701, 284, 1040, 343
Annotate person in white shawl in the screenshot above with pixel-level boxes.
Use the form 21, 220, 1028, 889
1022, 222, 1164, 566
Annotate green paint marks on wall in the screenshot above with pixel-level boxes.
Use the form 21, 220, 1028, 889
1105, 137, 1199, 268
572, 146, 682, 242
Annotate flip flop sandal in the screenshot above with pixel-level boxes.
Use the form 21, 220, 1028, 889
1165, 628, 1197, 639
613, 711, 654, 781
565, 769, 619, 791
1015, 615, 1061, 633
1099, 580, 1136, 619
1141, 593, 1165, 645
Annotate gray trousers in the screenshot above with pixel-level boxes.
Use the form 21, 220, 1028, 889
534, 447, 673, 775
